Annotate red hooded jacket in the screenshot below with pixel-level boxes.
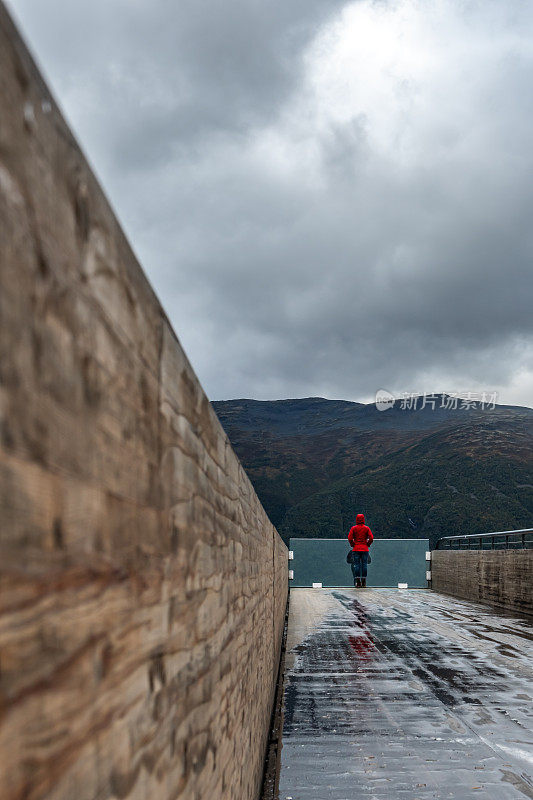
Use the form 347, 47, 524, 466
348, 514, 374, 552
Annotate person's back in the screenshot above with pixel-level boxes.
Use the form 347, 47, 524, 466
348, 513, 373, 587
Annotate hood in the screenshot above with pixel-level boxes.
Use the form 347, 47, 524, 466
356, 513, 365, 525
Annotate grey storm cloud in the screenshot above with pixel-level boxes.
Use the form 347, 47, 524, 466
7, 0, 533, 406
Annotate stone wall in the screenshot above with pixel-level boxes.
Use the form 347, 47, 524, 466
432, 550, 533, 617
0, 6, 288, 800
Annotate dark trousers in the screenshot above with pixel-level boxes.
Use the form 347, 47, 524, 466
351, 551, 369, 579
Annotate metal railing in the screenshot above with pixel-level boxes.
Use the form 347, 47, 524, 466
436, 528, 533, 550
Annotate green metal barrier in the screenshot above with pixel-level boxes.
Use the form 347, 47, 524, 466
289, 538, 430, 588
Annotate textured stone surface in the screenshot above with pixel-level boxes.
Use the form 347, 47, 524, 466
0, 6, 288, 799
432, 550, 533, 617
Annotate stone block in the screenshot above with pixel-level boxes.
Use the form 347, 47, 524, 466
0, 6, 288, 800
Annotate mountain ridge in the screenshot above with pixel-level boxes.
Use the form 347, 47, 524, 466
212, 396, 533, 546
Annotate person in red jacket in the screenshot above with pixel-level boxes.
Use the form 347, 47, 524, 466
348, 513, 374, 588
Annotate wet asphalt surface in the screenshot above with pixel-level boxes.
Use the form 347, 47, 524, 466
278, 589, 533, 799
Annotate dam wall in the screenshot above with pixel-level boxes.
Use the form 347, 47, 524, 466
431, 550, 533, 617
0, 6, 288, 800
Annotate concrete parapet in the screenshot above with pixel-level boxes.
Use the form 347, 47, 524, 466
0, 5, 288, 799
431, 549, 533, 617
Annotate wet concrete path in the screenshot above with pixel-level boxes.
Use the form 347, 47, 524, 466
278, 589, 533, 799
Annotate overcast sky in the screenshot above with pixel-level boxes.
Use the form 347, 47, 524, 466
7, 0, 533, 406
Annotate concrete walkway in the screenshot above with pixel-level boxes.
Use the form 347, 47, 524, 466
278, 589, 533, 799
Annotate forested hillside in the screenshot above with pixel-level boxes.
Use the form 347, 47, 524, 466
213, 397, 533, 546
